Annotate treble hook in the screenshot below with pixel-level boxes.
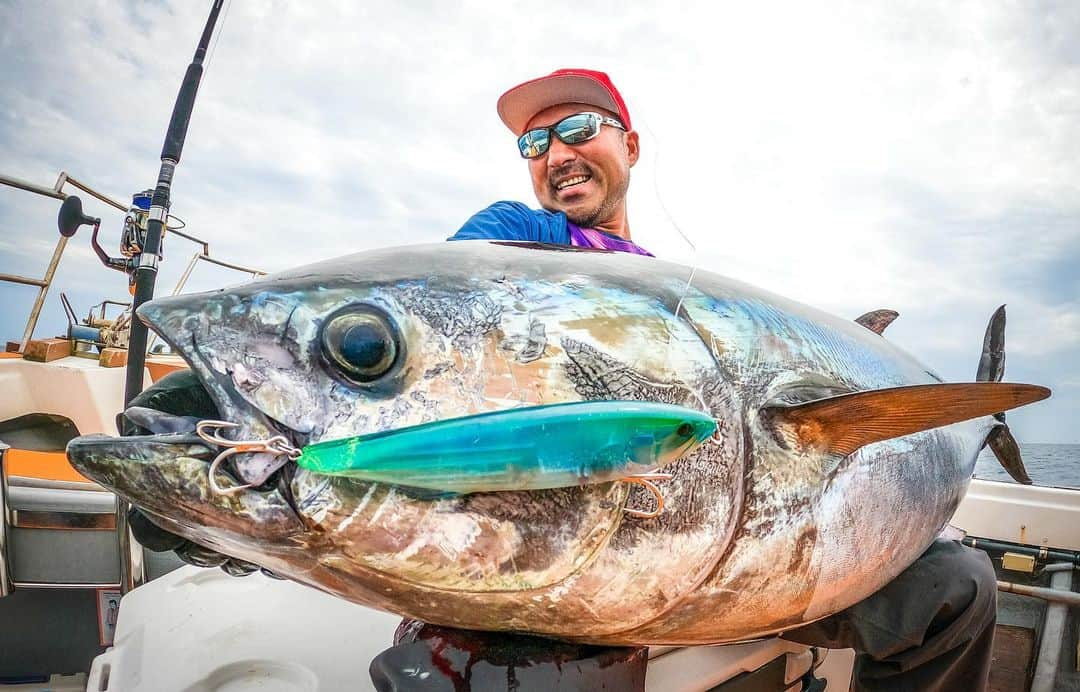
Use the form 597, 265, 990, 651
196, 419, 242, 447
196, 420, 301, 496
620, 471, 673, 519
206, 447, 254, 496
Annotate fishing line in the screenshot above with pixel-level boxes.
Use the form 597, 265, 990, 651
639, 115, 700, 322
641, 118, 697, 254
204, 0, 233, 74
639, 113, 725, 449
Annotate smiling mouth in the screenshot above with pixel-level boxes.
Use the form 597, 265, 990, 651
555, 174, 591, 191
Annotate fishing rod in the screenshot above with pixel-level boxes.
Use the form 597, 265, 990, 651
123, 0, 225, 405
53, 0, 228, 593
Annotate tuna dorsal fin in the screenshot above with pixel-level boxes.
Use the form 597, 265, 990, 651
854, 309, 899, 335
762, 382, 1050, 457
986, 423, 1033, 485
976, 305, 1006, 382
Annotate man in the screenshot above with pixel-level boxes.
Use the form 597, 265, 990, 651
441, 68, 998, 692
450, 69, 651, 255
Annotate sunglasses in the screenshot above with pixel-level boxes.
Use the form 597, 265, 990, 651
517, 111, 626, 159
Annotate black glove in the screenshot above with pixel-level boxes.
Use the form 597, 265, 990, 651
127, 503, 268, 577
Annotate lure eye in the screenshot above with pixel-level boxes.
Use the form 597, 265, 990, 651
676, 422, 694, 438
321, 307, 400, 383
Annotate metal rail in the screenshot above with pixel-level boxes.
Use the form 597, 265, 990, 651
11, 581, 121, 590
0, 443, 12, 597
0, 274, 48, 288
0, 172, 68, 201
60, 173, 126, 212
996, 578, 1080, 606
116, 506, 146, 593
1030, 566, 1077, 692
174, 252, 267, 292
0, 172, 77, 352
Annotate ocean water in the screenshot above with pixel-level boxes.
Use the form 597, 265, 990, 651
974, 442, 1080, 490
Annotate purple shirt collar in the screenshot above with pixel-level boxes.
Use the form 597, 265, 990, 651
566, 222, 654, 256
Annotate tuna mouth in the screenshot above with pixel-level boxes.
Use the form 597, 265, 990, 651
66, 360, 307, 545
67, 374, 302, 505
117, 398, 301, 498
142, 393, 304, 499
66, 423, 306, 551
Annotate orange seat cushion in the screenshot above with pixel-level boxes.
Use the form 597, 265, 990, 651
4, 448, 91, 484
146, 358, 189, 382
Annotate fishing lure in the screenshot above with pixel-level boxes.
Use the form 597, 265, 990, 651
197, 401, 716, 518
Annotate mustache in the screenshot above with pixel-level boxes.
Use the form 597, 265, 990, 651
548, 162, 594, 187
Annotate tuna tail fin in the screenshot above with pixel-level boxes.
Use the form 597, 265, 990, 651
985, 424, 1033, 485
974, 305, 1034, 484
976, 305, 1006, 383
854, 309, 899, 335
762, 382, 1050, 458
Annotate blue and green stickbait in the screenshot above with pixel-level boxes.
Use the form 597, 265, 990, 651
295, 401, 716, 495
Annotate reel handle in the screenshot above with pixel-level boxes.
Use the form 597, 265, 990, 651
57, 195, 100, 237
58, 195, 129, 273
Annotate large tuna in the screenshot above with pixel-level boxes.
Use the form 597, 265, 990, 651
67, 241, 1047, 645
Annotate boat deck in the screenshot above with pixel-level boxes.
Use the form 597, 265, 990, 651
993, 588, 1080, 692
992, 622, 1037, 691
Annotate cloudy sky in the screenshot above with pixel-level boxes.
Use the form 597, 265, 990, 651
1, 1, 1077, 454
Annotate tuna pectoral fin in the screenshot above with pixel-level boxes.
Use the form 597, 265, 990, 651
762, 382, 1050, 457
854, 309, 899, 335
986, 423, 1033, 485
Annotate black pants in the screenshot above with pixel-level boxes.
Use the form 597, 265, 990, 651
783, 539, 997, 692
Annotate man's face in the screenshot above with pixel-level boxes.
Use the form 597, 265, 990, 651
524, 103, 639, 228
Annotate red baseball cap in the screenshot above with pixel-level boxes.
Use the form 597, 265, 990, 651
497, 69, 632, 136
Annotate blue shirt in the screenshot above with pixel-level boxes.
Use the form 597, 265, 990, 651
450, 201, 654, 256
449, 201, 572, 244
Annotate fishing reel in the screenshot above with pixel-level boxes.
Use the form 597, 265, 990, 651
57, 190, 165, 293
62, 293, 133, 356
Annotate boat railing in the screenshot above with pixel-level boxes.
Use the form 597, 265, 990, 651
0, 170, 266, 353
0, 172, 74, 354
0, 442, 10, 597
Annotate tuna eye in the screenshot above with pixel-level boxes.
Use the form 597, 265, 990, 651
321, 308, 399, 383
